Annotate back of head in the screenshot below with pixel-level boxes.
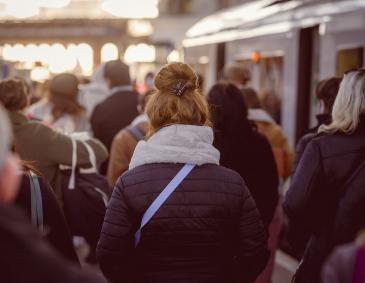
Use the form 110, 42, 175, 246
241, 87, 262, 109
320, 70, 365, 134
145, 62, 210, 137
49, 73, 83, 119
316, 77, 341, 113
0, 78, 29, 112
207, 82, 251, 135
104, 60, 131, 88
223, 63, 251, 86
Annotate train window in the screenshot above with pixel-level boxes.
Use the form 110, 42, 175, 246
237, 56, 283, 124
336, 47, 363, 76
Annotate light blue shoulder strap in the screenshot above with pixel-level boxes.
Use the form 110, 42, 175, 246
135, 163, 195, 246
29, 172, 44, 234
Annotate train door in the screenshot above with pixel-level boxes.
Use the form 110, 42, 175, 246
296, 25, 319, 142
237, 54, 284, 124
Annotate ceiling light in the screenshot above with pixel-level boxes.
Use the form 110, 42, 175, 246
102, 0, 159, 19
167, 50, 182, 63
5, 1, 40, 19
124, 44, 156, 63
37, 0, 71, 9
128, 20, 154, 37
101, 43, 119, 62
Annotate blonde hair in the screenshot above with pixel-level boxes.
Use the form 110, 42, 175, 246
145, 62, 211, 138
319, 70, 365, 134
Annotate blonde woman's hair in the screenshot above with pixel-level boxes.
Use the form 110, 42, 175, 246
319, 70, 365, 134
145, 62, 211, 138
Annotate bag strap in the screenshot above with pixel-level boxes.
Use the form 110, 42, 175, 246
29, 172, 44, 234
126, 125, 145, 142
352, 246, 365, 283
135, 163, 195, 247
80, 140, 98, 173
68, 138, 77, 190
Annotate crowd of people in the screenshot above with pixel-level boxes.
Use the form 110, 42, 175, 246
0, 59, 364, 283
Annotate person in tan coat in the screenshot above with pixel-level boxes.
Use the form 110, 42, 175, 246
107, 91, 152, 185
242, 87, 293, 181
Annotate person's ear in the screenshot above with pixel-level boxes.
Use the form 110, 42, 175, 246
0, 154, 20, 204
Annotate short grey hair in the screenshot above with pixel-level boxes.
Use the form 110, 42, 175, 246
0, 105, 11, 170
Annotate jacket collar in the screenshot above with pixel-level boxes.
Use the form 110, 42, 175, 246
129, 124, 220, 169
110, 85, 133, 95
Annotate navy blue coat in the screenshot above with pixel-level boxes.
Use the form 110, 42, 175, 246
97, 163, 269, 283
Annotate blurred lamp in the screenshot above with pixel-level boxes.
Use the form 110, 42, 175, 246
31, 67, 50, 82
38, 0, 71, 9
124, 44, 156, 63
167, 50, 182, 63
198, 56, 209, 64
128, 20, 154, 37
5, 1, 40, 19
101, 43, 119, 62
251, 51, 261, 63
102, 0, 159, 19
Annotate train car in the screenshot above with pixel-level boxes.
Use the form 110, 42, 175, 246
183, 0, 365, 146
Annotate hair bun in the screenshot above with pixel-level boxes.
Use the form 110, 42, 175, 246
154, 63, 198, 94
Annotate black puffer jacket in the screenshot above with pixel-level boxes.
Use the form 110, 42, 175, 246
97, 163, 269, 283
284, 118, 365, 283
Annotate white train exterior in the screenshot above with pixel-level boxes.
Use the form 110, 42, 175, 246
183, 0, 365, 146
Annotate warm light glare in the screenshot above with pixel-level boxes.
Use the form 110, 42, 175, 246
101, 43, 119, 62
167, 50, 182, 63
102, 0, 159, 19
37, 0, 71, 8
30, 67, 50, 82
5, 1, 40, 19
124, 44, 156, 63
127, 20, 154, 37
77, 43, 93, 76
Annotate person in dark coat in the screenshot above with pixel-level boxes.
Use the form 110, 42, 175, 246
0, 105, 106, 283
207, 82, 279, 228
97, 62, 269, 283
91, 60, 139, 174
284, 69, 365, 283
15, 168, 79, 264
292, 77, 341, 174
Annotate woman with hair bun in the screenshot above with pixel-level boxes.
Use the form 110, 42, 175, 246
284, 69, 365, 283
97, 62, 269, 283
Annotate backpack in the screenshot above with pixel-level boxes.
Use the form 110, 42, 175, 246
61, 139, 111, 248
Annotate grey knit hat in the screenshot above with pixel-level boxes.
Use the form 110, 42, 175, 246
0, 105, 11, 170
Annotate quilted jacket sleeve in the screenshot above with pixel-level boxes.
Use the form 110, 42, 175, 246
235, 182, 270, 283
284, 139, 324, 247
97, 179, 135, 283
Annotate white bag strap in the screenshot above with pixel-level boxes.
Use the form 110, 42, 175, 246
134, 164, 195, 246
80, 141, 98, 173
68, 138, 77, 190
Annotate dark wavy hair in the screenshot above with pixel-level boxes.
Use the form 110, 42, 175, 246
0, 78, 29, 111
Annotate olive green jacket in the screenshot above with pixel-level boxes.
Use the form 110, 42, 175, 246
9, 111, 108, 206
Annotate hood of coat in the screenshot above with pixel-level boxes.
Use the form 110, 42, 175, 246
248, 108, 275, 124
129, 124, 220, 169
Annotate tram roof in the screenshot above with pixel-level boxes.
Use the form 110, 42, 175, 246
183, 0, 365, 47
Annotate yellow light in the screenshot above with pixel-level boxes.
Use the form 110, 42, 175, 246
31, 67, 50, 82
37, 0, 71, 8
167, 50, 182, 63
101, 43, 119, 62
102, 0, 159, 19
77, 43, 93, 76
5, 1, 39, 19
124, 44, 156, 64
49, 43, 68, 73
127, 20, 154, 37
